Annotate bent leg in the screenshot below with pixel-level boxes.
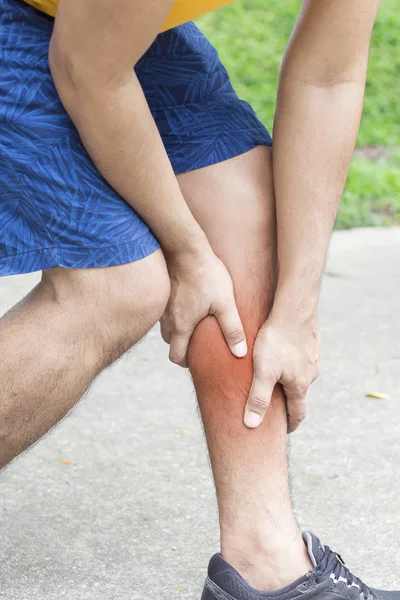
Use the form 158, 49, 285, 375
0, 250, 169, 468
178, 147, 311, 590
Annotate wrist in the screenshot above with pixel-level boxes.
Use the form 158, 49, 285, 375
271, 286, 319, 326
269, 305, 318, 329
272, 258, 325, 321
163, 228, 212, 265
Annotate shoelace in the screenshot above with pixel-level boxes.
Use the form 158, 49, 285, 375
315, 545, 373, 600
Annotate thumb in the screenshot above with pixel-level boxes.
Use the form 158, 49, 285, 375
245, 367, 277, 428
214, 301, 247, 359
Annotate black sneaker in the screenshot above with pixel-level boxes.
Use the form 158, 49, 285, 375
201, 532, 399, 600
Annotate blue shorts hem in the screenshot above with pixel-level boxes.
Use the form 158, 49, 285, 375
171, 131, 272, 175
0, 232, 160, 277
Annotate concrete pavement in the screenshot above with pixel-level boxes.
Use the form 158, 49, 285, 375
0, 227, 399, 599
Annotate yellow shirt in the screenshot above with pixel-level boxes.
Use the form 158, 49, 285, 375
22, 0, 236, 30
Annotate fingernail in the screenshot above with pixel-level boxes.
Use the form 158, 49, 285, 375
244, 411, 262, 428
232, 341, 247, 358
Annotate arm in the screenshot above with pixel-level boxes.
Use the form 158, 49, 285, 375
272, 0, 380, 316
49, 0, 247, 363
245, 0, 380, 431
49, 0, 205, 258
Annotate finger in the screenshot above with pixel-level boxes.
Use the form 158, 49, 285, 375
286, 389, 308, 434
169, 332, 192, 368
159, 321, 171, 345
245, 372, 276, 429
214, 302, 247, 359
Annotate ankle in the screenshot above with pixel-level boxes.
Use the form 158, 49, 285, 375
221, 530, 312, 591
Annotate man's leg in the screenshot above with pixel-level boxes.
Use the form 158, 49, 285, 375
178, 147, 312, 590
0, 250, 170, 468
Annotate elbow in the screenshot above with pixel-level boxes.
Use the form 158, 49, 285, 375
48, 37, 132, 117
280, 66, 367, 93
48, 34, 144, 132
300, 76, 366, 90
280, 48, 369, 91
48, 37, 84, 115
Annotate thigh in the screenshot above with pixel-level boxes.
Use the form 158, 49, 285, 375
177, 145, 277, 336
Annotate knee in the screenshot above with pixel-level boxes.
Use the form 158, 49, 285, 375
42, 250, 170, 356
97, 250, 170, 333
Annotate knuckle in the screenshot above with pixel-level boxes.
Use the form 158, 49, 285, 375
168, 308, 188, 330
174, 326, 188, 337
169, 346, 185, 365
172, 319, 190, 335
169, 352, 181, 365
170, 353, 187, 368
287, 394, 307, 414
295, 410, 307, 422
253, 360, 272, 379
289, 412, 307, 426
226, 325, 244, 342
294, 377, 309, 395
248, 396, 270, 412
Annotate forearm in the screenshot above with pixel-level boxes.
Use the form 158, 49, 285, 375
54, 71, 209, 258
272, 76, 366, 317
270, 0, 380, 318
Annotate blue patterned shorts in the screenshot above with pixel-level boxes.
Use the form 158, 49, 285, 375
0, 0, 272, 276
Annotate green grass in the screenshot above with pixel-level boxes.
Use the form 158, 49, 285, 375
197, 0, 400, 146
338, 151, 400, 229
197, 0, 400, 228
